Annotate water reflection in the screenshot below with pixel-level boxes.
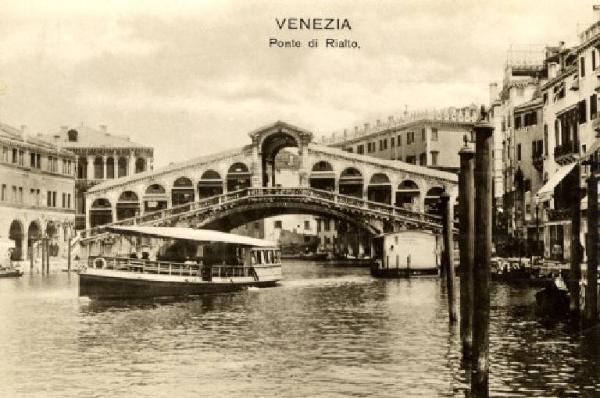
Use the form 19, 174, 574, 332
0, 261, 600, 397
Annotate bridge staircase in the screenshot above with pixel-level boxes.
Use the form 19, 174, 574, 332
79, 187, 445, 243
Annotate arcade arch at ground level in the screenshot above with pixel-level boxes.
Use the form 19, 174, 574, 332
0, 208, 74, 266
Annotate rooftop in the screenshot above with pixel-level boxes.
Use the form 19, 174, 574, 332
43, 124, 151, 150
0, 121, 73, 155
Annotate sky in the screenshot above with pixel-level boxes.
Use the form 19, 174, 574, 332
0, 0, 598, 167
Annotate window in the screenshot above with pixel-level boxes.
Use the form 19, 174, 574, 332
431, 151, 439, 166
383, 139, 387, 150
357, 144, 364, 154
67, 193, 71, 209
431, 128, 438, 141
581, 56, 586, 77
397, 134, 402, 146
30, 153, 36, 168
517, 144, 521, 161
594, 50, 597, 70
515, 115, 521, 129
47, 191, 52, 207
422, 129, 426, 141
12, 148, 18, 163
591, 94, 598, 120
419, 153, 426, 165
53, 192, 57, 207
324, 220, 330, 231
62, 193, 66, 208
390, 137, 395, 147
12, 186, 17, 202
18, 187, 22, 202
1, 184, 5, 201
304, 220, 310, 230
579, 100, 587, 124
544, 124, 548, 155
274, 220, 282, 229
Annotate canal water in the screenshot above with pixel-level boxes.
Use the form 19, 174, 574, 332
1, 261, 600, 397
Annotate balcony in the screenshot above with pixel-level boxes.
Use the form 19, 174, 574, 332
546, 208, 571, 222
532, 153, 544, 171
554, 140, 579, 165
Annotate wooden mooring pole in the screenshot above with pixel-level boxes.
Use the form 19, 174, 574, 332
441, 192, 457, 323
570, 163, 582, 316
472, 116, 493, 398
67, 237, 72, 272
41, 237, 47, 274
459, 144, 475, 358
586, 173, 598, 324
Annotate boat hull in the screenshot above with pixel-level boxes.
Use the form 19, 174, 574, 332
0, 269, 23, 278
79, 272, 278, 300
370, 265, 438, 278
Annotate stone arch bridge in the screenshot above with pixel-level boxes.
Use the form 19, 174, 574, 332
81, 121, 458, 242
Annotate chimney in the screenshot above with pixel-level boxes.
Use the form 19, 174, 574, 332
354, 126, 359, 136
20, 125, 27, 137
489, 83, 499, 104
364, 123, 370, 132
99, 125, 107, 133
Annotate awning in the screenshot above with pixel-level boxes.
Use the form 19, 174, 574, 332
535, 162, 577, 202
104, 226, 277, 248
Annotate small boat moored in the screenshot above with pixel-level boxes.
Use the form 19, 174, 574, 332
78, 226, 282, 300
535, 276, 570, 317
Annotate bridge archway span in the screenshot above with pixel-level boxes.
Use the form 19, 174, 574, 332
193, 201, 382, 236
367, 173, 392, 204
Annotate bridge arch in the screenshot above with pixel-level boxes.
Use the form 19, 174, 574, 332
172, 177, 195, 206
116, 191, 140, 220
144, 183, 168, 212
90, 198, 113, 227
395, 179, 421, 210
339, 167, 363, 198
227, 162, 251, 192
309, 160, 335, 191
367, 173, 392, 204
198, 169, 223, 198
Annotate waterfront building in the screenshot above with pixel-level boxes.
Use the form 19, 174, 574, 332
488, 47, 546, 255
0, 121, 76, 264
325, 106, 479, 174
45, 125, 153, 230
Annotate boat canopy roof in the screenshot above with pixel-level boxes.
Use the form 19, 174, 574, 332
104, 226, 277, 248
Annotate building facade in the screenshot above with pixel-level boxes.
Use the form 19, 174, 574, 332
325, 106, 479, 174
0, 121, 76, 265
45, 125, 153, 230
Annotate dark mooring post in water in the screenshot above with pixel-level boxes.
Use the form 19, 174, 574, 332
440, 192, 457, 323
570, 163, 582, 316
459, 141, 475, 359
585, 170, 598, 324
472, 112, 493, 398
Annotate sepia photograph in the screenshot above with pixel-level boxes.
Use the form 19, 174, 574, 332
2, 1, 600, 396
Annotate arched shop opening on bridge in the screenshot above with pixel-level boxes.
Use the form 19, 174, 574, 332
90, 198, 113, 227
46, 222, 59, 257
338, 167, 363, 198
227, 163, 251, 191
309, 161, 335, 191
106, 157, 115, 179
116, 191, 140, 220
425, 186, 444, 216
198, 170, 223, 198
144, 184, 168, 212
367, 173, 392, 204
172, 177, 195, 206
117, 157, 128, 177
260, 130, 299, 187
94, 156, 104, 179
395, 180, 420, 210
27, 221, 41, 260
8, 220, 24, 261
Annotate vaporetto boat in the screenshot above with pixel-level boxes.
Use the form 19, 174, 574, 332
78, 226, 282, 299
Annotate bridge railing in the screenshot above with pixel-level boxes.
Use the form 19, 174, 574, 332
80, 186, 444, 241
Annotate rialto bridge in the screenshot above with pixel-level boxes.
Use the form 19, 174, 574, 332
81, 121, 458, 240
